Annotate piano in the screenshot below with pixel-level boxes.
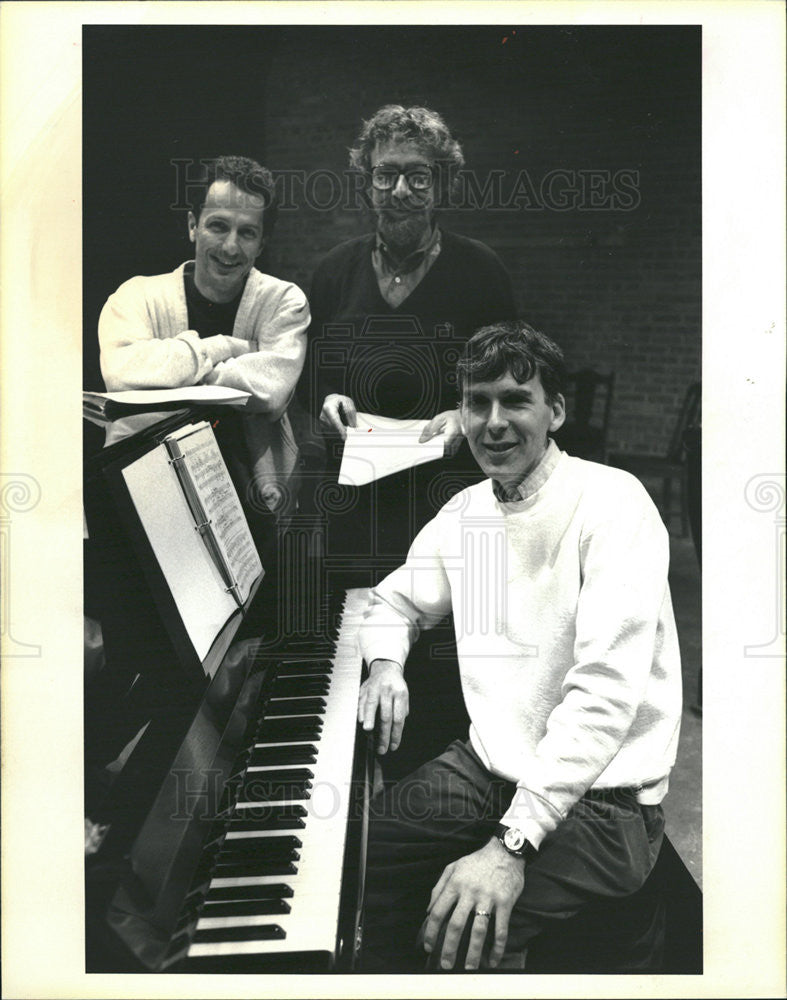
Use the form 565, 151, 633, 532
84, 411, 374, 973
103, 588, 372, 972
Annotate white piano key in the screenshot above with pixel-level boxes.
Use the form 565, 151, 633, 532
224, 827, 301, 843
189, 590, 371, 962
250, 740, 317, 748
197, 913, 288, 931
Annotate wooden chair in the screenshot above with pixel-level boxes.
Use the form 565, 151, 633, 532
610, 382, 701, 536
553, 369, 615, 464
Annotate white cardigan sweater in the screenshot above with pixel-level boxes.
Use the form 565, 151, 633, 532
359, 449, 683, 848
99, 262, 308, 417
97, 264, 309, 495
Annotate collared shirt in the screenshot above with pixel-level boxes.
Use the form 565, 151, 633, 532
372, 224, 442, 308
492, 439, 562, 503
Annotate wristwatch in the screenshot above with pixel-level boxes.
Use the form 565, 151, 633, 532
494, 823, 538, 862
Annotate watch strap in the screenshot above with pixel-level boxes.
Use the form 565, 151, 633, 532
494, 823, 538, 862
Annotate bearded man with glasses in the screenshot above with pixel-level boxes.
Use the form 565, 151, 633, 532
294, 104, 518, 785
298, 105, 517, 585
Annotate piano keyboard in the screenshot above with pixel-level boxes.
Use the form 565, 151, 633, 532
170, 587, 371, 969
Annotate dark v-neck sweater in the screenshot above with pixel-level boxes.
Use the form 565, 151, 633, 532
304, 229, 517, 420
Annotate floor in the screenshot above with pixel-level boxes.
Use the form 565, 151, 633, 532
663, 533, 703, 888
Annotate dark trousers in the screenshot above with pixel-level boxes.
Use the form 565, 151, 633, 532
362, 738, 665, 973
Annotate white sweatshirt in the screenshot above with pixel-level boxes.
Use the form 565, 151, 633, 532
359, 448, 683, 848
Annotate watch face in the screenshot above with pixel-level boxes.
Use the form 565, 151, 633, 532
503, 827, 526, 852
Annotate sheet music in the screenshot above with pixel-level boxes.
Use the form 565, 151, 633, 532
122, 444, 238, 662
169, 423, 262, 599
121, 422, 262, 664
338, 412, 445, 486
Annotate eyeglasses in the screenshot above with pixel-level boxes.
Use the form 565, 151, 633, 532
371, 164, 434, 192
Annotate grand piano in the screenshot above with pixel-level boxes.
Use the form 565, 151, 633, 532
83, 409, 373, 973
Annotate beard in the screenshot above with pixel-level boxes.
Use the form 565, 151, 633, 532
376, 207, 432, 255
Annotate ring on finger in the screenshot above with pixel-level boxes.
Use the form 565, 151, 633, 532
474, 909, 491, 919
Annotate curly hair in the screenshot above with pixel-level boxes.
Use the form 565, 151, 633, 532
348, 105, 465, 204
457, 321, 567, 405
189, 155, 278, 236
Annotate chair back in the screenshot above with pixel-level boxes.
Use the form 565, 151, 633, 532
554, 368, 615, 462
666, 381, 701, 463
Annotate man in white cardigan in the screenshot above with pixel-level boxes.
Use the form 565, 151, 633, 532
357, 320, 682, 972
98, 155, 309, 524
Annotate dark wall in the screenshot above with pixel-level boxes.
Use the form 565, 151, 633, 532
84, 24, 700, 456
82, 26, 277, 392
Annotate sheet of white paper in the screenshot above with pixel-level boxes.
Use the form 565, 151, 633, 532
338, 412, 445, 487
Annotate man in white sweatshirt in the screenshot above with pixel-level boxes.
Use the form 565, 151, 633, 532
357, 320, 682, 972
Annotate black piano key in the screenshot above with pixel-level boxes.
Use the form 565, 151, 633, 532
211, 859, 298, 878
192, 846, 223, 882
275, 672, 332, 687
205, 883, 294, 903
271, 677, 330, 697
252, 731, 322, 748
192, 923, 287, 944
243, 767, 314, 782
263, 697, 327, 716
226, 804, 307, 830
184, 880, 211, 904
270, 677, 331, 698
222, 775, 245, 804
239, 774, 313, 790
228, 755, 251, 779
205, 817, 234, 842
276, 658, 333, 675
248, 745, 317, 767
216, 845, 300, 865
200, 898, 291, 918
255, 718, 323, 741
218, 835, 302, 859
166, 929, 194, 959
202, 832, 226, 854
238, 782, 311, 804
217, 785, 241, 816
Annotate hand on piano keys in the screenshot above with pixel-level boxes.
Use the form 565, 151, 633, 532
357, 658, 410, 754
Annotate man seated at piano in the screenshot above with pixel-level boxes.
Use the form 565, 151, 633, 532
98, 154, 309, 535
356, 320, 682, 972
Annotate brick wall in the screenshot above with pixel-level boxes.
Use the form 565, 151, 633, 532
261, 26, 700, 457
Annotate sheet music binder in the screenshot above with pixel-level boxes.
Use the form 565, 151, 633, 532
86, 413, 265, 678
163, 430, 244, 609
